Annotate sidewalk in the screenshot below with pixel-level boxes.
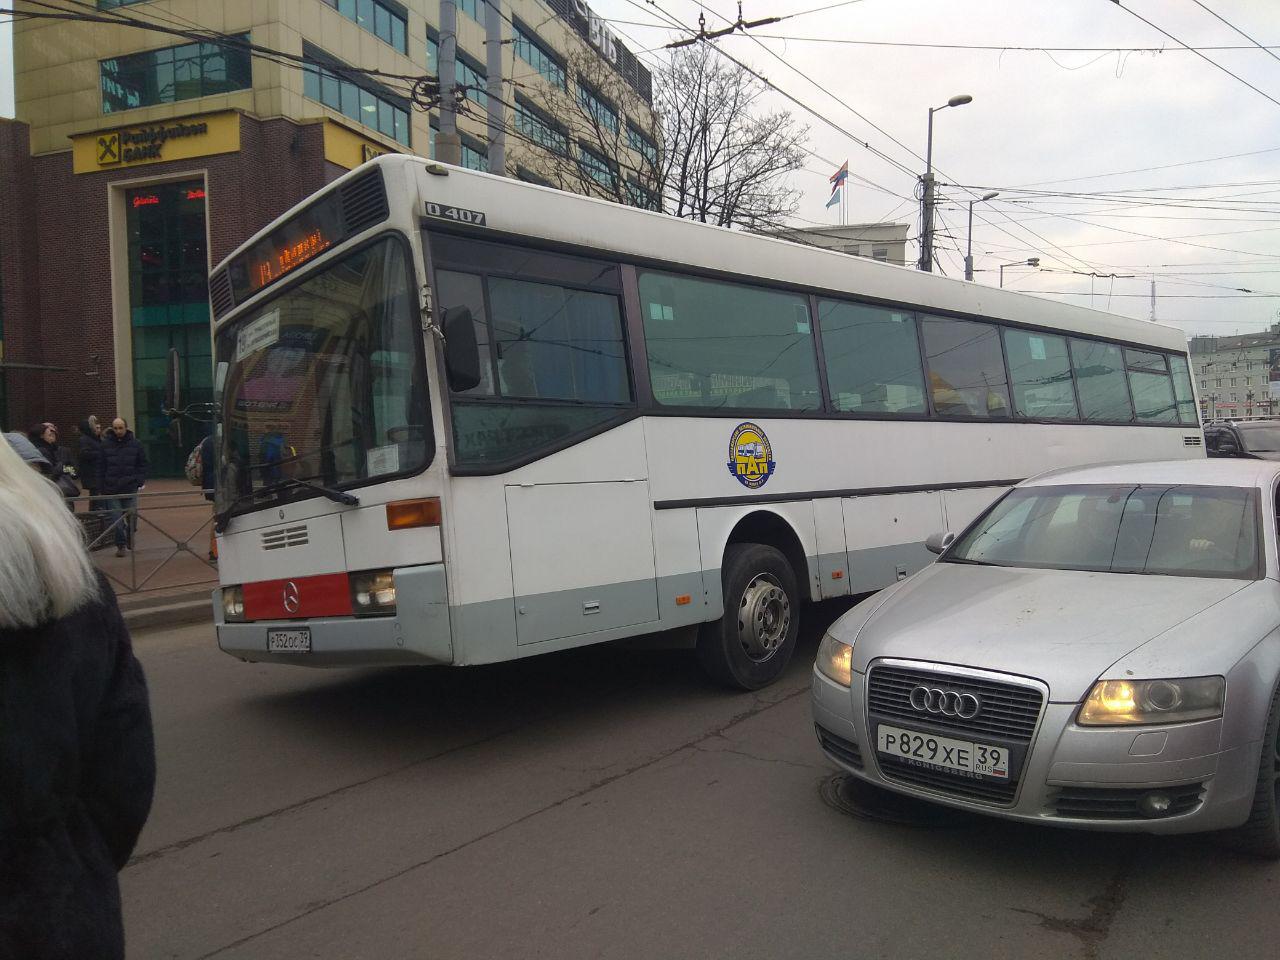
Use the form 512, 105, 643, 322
79, 479, 219, 629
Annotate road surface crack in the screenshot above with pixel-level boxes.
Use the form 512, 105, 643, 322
195, 683, 810, 958
1012, 860, 1132, 960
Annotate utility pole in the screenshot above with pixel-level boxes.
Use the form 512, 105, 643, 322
485, 0, 506, 175
917, 95, 972, 273
1150, 278, 1157, 322
436, 0, 462, 166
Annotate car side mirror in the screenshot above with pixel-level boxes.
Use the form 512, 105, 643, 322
925, 531, 956, 555
442, 305, 481, 393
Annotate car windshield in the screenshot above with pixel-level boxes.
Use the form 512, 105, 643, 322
213, 238, 428, 516
947, 484, 1260, 579
1239, 426, 1280, 452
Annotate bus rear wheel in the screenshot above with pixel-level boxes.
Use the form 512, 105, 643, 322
697, 542, 801, 690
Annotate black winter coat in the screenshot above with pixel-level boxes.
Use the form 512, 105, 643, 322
0, 575, 156, 960
99, 431, 147, 496
77, 425, 103, 495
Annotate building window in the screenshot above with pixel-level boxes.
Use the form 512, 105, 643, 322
101, 37, 251, 113
321, 0, 407, 53
627, 122, 657, 166
514, 22, 566, 90
872, 246, 889, 261
577, 82, 618, 133
578, 144, 615, 189
427, 30, 438, 76
515, 98, 568, 155
303, 48, 410, 145
458, 0, 483, 21
517, 166, 554, 187
626, 177, 660, 211
457, 54, 487, 108
461, 138, 487, 171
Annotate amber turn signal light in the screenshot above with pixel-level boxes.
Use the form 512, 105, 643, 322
386, 498, 441, 530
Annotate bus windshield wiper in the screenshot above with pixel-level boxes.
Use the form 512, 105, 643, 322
214, 476, 359, 533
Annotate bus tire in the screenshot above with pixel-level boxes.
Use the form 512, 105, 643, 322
697, 542, 800, 690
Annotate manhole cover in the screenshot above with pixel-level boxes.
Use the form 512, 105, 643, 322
820, 774, 973, 827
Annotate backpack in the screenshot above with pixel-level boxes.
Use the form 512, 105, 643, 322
185, 442, 203, 486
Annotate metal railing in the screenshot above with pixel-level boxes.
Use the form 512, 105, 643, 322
74, 489, 218, 596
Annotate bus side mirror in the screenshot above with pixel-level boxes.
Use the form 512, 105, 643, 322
164, 347, 182, 414
442, 306, 481, 393
925, 531, 955, 555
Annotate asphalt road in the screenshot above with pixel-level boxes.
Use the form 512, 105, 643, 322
123, 604, 1280, 960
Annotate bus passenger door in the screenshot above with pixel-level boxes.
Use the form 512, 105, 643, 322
505, 480, 659, 646
842, 493, 945, 594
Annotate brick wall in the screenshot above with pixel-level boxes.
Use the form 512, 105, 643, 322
0, 113, 331, 437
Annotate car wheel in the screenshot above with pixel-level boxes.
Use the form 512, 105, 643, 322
1224, 680, 1280, 859
696, 542, 800, 691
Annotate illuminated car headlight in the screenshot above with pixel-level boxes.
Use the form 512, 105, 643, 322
1078, 676, 1225, 726
815, 633, 853, 687
222, 585, 245, 623
350, 569, 397, 617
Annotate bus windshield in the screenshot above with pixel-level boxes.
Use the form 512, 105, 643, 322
213, 237, 428, 517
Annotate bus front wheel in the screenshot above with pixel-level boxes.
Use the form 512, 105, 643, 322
697, 542, 800, 690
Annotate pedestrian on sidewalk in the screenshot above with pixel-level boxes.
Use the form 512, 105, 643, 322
0, 432, 156, 960
78, 415, 104, 504
27, 422, 79, 503
100, 418, 148, 558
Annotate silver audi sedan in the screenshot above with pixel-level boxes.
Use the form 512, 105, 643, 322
812, 459, 1280, 857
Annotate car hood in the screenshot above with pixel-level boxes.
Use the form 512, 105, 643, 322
846, 563, 1249, 702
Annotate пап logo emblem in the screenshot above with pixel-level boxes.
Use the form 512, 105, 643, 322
282, 581, 301, 614
726, 422, 775, 489
908, 685, 982, 720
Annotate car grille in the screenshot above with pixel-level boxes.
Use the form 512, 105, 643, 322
1052, 783, 1205, 820
815, 725, 863, 769
867, 664, 1044, 806
867, 665, 1043, 741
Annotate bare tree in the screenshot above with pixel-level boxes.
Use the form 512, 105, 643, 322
656, 45, 808, 229
515, 45, 806, 229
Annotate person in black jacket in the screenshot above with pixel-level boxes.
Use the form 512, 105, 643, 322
77, 415, 103, 503
99, 418, 148, 558
27, 422, 77, 503
0, 431, 156, 960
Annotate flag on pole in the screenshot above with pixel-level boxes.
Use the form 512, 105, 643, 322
829, 160, 849, 189
826, 187, 842, 209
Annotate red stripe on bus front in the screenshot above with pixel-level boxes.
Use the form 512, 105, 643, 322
243, 572, 353, 620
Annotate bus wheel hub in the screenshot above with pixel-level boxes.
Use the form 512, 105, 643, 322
737, 575, 790, 662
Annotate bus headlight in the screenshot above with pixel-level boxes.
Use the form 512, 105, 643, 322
350, 569, 397, 616
222, 585, 246, 623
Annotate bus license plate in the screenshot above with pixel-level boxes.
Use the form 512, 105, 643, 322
267, 628, 311, 653
876, 724, 1009, 779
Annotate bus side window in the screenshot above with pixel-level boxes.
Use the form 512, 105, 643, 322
1069, 338, 1133, 423
817, 299, 926, 416
1002, 329, 1078, 421
1126, 349, 1178, 424
920, 316, 1011, 419
435, 270, 495, 396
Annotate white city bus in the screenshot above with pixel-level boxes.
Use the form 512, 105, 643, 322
207, 155, 1203, 689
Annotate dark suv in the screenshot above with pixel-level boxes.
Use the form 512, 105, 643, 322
1205, 420, 1280, 459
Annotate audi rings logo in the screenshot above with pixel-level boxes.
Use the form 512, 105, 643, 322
282, 581, 301, 614
908, 685, 982, 720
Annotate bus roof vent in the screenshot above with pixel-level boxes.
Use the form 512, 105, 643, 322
209, 269, 234, 319
341, 167, 389, 235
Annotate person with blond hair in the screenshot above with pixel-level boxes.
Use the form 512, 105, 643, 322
0, 432, 156, 959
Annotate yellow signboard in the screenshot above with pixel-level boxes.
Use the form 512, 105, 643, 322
72, 111, 241, 174
323, 120, 399, 171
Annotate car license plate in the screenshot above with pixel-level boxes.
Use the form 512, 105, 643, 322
267, 628, 311, 653
876, 723, 1009, 779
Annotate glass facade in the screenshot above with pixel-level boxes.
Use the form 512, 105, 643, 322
514, 23, 566, 89
628, 123, 658, 166
125, 181, 211, 477
303, 55, 410, 145
457, 55, 487, 108
321, 0, 407, 53
516, 99, 567, 155
461, 140, 487, 171
579, 145, 614, 188
101, 37, 251, 113
577, 82, 618, 133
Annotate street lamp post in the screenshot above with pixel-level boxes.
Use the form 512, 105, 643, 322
918, 93, 973, 274
999, 257, 1040, 287
965, 191, 998, 281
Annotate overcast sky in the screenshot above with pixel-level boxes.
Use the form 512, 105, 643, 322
4, 1, 1280, 338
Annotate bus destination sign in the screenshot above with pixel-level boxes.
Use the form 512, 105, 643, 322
227, 192, 344, 303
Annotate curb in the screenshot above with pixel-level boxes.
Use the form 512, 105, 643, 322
123, 599, 214, 632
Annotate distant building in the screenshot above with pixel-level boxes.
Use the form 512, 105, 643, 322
760, 223, 911, 267
1188, 325, 1280, 419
